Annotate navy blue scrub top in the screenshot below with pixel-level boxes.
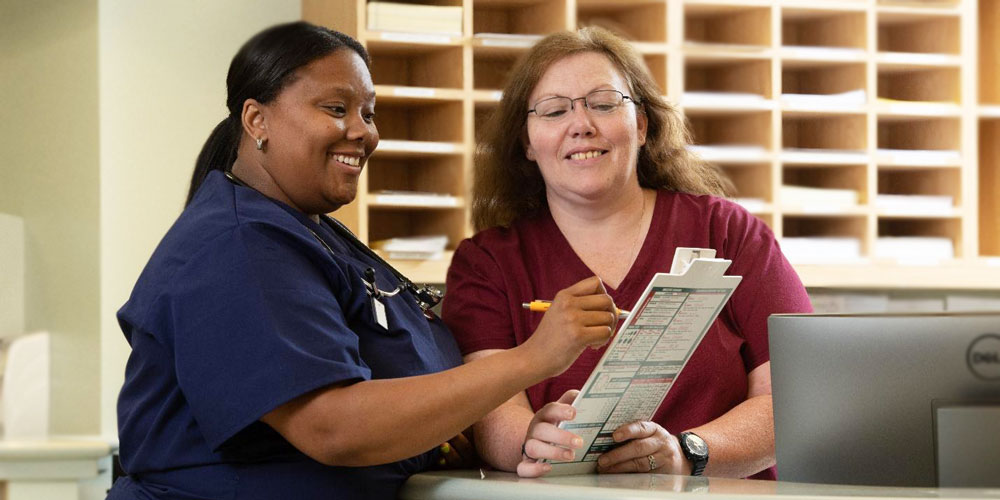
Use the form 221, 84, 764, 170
108, 170, 462, 500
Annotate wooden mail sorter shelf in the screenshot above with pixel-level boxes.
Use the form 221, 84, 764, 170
303, 0, 1000, 289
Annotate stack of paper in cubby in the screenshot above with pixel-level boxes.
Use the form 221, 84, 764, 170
367, 2, 463, 35
474, 33, 543, 48
875, 194, 954, 215
780, 185, 859, 210
680, 91, 769, 109
875, 236, 954, 263
780, 89, 866, 111
875, 148, 961, 166
372, 190, 459, 207
779, 237, 862, 265
372, 235, 448, 260
685, 144, 769, 163
732, 197, 767, 213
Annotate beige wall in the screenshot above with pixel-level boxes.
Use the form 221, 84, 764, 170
98, 0, 300, 435
1, 0, 101, 434
2, 0, 300, 438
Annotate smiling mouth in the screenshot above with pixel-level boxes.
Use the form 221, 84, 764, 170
330, 153, 362, 167
567, 150, 607, 160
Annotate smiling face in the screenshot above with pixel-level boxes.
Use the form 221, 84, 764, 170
256, 48, 379, 214
524, 51, 647, 206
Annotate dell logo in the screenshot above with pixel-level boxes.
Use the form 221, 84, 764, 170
967, 334, 1000, 380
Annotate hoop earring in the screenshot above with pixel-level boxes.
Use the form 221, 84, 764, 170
255, 137, 264, 151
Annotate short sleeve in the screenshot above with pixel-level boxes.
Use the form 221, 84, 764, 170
170, 222, 370, 450
721, 208, 813, 371
442, 238, 517, 355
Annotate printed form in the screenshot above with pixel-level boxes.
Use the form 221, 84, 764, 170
549, 249, 742, 475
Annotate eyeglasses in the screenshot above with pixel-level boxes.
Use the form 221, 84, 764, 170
527, 89, 637, 121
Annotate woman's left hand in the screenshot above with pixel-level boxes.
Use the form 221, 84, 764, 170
595, 421, 690, 474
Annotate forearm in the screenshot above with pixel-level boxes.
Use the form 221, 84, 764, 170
687, 394, 774, 478
473, 398, 535, 471
264, 346, 544, 467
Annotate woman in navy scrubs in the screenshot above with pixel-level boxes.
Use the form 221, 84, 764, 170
107, 22, 618, 500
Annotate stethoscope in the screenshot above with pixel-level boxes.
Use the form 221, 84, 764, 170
224, 171, 444, 316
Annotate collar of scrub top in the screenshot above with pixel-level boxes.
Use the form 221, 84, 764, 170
223, 170, 444, 314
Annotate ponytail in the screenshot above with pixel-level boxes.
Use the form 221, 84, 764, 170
186, 116, 240, 206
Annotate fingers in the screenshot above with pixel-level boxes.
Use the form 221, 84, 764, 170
596, 421, 683, 474
598, 451, 667, 474
517, 459, 552, 478
439, 432, 476, 468
556, 389, 579, 405
519, 391, 584, 477
613, 420, 659, 442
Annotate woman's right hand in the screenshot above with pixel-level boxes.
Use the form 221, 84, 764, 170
520, 276, 617, 378
517, 390, 583, 477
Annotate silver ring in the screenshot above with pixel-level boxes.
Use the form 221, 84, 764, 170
647, 454, 657, 471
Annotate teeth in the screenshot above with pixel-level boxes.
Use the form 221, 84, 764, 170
332, 154, 361, 166
570, 150, 604, 160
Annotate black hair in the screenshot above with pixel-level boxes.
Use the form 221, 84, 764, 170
185, 21, 370, 206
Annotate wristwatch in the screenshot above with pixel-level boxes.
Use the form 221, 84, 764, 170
678, 431, 709, 476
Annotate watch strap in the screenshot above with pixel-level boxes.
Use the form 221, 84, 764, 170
679, 432, 708, 476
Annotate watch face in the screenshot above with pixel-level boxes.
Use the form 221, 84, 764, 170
684, 433, 708, 456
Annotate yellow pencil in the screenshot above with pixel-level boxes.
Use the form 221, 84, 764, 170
521, 300, 630, 319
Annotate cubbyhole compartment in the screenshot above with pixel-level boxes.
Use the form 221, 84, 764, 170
783, 165, 868, 206
368, 210, 467, 252
979, 119, 1000, 255
576, 0, 667, 43
877, 12, 959, 55
980, 0, 1000, 104
875, 167, 959, 217
877, 168, 960, 202
781, 62, 866, 109
877, 118, 959, 152
473, 50, 520, 91
720, 163, 772, 206
473, 0, 566, 36
375, 100, 464, 142
877, 66, 960, 103
369, 44, 463, 89
367, 156, 465, 198
784, 215, 867, 239
782, 215, 868, 263
782, 8, 867, 50
783, 63, 865, 96
364, 0, 463, 36
684, 4, 771, 48
783, 115, 867, 151
685, 59, 771, 98
688, 111, 771, 149
877, 218, 961, 259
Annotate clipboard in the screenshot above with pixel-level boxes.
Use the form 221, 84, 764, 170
546, 248, 742, 475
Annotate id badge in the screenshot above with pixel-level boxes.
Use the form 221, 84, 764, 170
371, 296, 389, 330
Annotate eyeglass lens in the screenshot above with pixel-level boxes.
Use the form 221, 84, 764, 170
532, 90, 628, 120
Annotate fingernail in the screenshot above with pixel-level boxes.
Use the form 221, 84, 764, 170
598, 457, 607, 467
542, 463, 552, 472
440, 443, 451, 454
564, 450, 574, 460
438, 458, 446, 466
572, 437, 583, 448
